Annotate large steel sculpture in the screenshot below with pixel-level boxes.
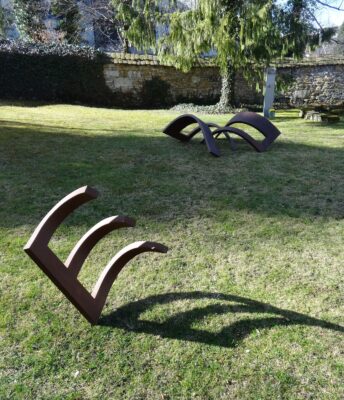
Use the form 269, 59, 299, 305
24, 186, 168, 324
163, 111, 281, 156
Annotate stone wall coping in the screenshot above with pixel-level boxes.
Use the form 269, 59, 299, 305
275, 56, 344, 68
107, 52, 215, 67
107, 52, 344, 68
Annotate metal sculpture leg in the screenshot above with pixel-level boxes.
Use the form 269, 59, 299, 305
24, 186, 168, 324
227, 132, 237, 151
209, 131, 236, 151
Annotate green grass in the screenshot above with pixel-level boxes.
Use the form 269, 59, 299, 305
0, 102, 343, 399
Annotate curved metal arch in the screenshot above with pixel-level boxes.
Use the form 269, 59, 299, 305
24, 186, 168, 324
25, 185, 99, 250
224, 111, 282, 152
211, 126, 264, 152
92, 241, 168, 315
188, 122, 221, 139
66, 215, 136, 278
163, 114, 221, 157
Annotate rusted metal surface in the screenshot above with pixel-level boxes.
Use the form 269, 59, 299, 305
163, 114, 221, 157
163, 111, 281, 156
222, 111, 281, 152
24, 186, 168, 324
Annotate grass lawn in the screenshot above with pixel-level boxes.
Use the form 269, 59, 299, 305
0, 102, 343, 399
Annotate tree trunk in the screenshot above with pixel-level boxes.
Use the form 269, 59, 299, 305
123, 37, 129, 53
217, 62, 236, 111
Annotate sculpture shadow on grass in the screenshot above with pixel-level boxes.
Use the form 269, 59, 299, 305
100, 292, 344, 348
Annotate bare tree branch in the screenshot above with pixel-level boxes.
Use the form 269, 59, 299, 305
314, 0, 344, 11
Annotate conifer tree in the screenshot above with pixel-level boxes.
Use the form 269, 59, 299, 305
0, 7, 6, 38
13, 0, 47, 42
112, 0, 337, 109
51, 0, 81, 44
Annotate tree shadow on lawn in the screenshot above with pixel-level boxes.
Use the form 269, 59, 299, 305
0, 119, 136, 134
100, 291, 344, 348
0, 100, 54, 108
0, 121, 343, 229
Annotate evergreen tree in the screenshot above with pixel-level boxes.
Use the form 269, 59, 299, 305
51, 0, 81, 44
0, 6, 6, 38
112, 0, 336, 109
13, 0, 48, 42
337, 21, 344, 52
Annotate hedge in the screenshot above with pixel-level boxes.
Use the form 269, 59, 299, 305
0, 40, 124, 106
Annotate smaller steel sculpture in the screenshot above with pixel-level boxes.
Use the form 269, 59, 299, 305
24, 186, 168, 324
163, 111, 281, 156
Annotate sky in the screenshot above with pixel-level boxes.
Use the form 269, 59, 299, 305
316, 7, 344, 27
277, 0, 344, 27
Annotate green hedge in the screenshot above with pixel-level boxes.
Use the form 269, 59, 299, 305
0, 41, 130, 106
0, 53, 113, 105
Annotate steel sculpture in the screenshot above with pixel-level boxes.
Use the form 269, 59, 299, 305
24, 186, 168, 324
163, 113, 221, 157
163, 111, 281, 156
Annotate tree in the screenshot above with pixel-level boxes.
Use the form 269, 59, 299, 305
80, 1, 130, 51
51, 0, 81, 44
333, 21, 344, 53
112, 0, 338, 110
13, 0, 48, 42
0, 6, 6, 38
51, 1, 128, 50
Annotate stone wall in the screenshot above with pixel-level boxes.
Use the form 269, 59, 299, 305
234, 73, 263, 105
103, 54, 344, 108
1, 48, 343, 108
104, 54, 222, 107
277, 58, 344, 106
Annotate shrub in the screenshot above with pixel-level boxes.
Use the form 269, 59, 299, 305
0, 40, 122, 106
141, 76, 171, 108
0, 39, 104, 59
